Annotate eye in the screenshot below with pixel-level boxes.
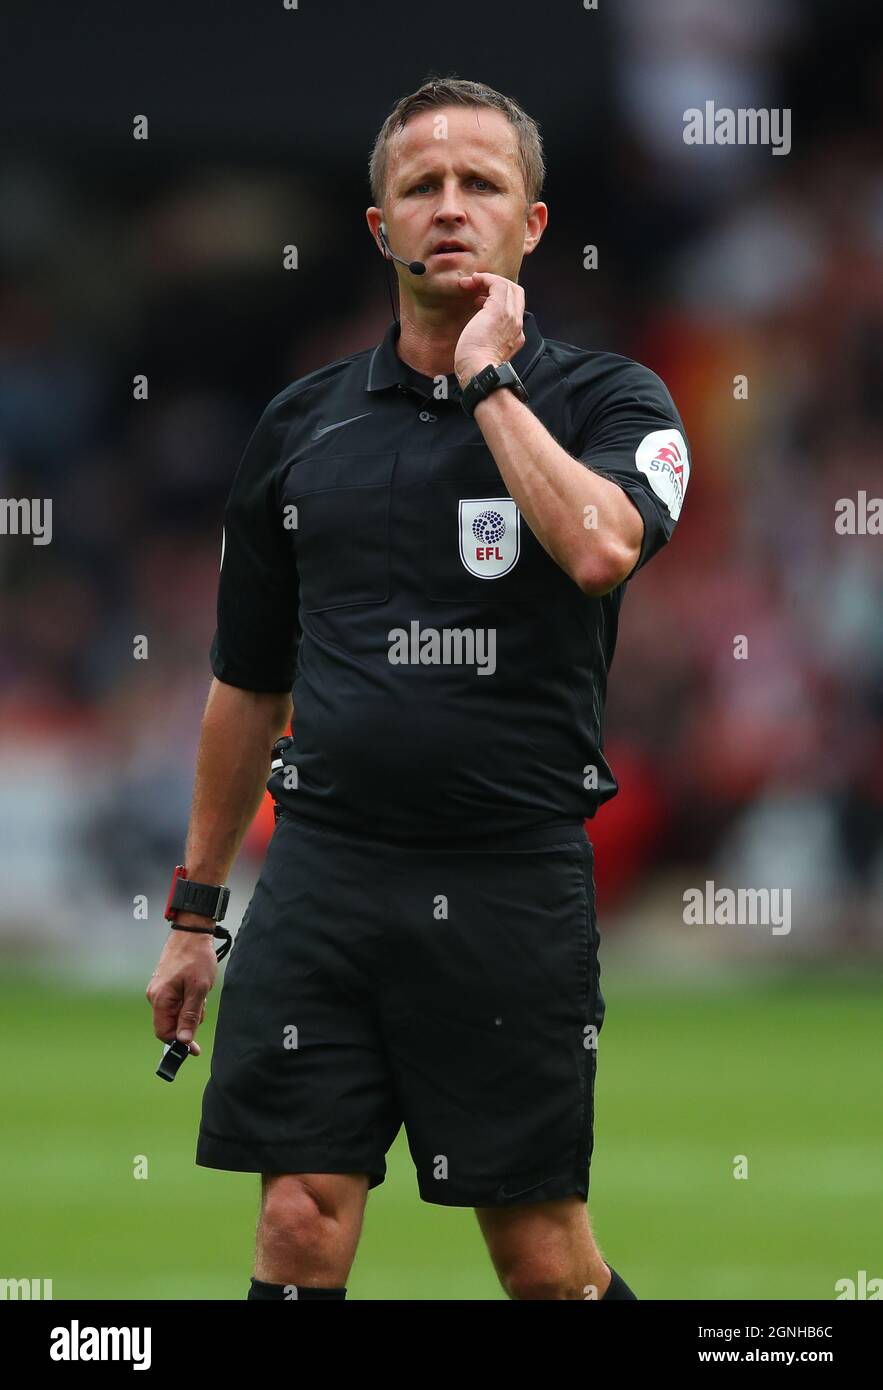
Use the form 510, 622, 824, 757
407, 177, 496, 194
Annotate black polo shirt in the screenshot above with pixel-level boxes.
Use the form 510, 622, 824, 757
211, 310, 690, 842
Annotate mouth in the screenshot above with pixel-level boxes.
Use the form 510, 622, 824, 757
430, 241, 469, 258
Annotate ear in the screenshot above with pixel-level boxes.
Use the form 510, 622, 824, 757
366, 207, 387, 257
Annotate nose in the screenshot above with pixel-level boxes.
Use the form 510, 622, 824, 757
432, 178, 467, 227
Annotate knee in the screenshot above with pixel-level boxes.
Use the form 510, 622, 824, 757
259, 1178, 337, 1258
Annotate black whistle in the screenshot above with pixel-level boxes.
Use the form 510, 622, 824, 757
156, 1038, 191, 1082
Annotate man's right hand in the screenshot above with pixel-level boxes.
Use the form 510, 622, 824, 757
146, 915, 220, 1057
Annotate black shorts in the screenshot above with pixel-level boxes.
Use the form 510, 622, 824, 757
195, 811, 606, 1208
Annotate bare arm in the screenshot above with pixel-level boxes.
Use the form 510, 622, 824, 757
146, 677, 293, 1054
452, 273, 645, 596
184, 677, 293, 886
467, 386, 644, 596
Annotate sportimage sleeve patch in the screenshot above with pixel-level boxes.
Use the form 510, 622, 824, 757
634, 429, 690, 520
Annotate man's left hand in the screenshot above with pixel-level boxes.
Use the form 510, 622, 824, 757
455, 273, 526, 389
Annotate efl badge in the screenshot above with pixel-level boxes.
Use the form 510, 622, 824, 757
635, 429, 690, 520
459, 497, 520, 578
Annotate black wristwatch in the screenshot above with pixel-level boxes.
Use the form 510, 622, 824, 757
461, 360, 528, 418
165, 865, 230, 924
164, 864, 233, 960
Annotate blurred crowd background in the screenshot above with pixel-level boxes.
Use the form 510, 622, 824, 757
1, 0, 881, 976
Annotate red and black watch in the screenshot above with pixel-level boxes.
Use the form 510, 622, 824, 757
164, 865, 232, 960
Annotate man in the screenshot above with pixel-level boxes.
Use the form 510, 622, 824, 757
146, 76, 690, 1301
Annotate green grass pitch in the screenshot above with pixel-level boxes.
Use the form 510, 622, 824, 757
0, 969, 878, 1300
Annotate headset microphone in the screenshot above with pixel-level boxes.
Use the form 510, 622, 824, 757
379, 223, 426, 275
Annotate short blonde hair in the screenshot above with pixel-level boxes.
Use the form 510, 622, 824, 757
369, 74, 545, 211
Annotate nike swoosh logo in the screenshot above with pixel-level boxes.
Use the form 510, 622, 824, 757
312, 412, 373, 440
497, 1177, 555, 1201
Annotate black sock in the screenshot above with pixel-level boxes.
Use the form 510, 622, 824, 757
601, 1264, 637, 1300
248, 1277, 347, 1300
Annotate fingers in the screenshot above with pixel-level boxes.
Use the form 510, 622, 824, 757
459, 271, 524, 305
147, 984, 181, 1047
458, 273, 524, 326
147, 954, 213, 1060
460, 270, 503, 289
176, 988, 207, 1045
189, 1001, 206, 1052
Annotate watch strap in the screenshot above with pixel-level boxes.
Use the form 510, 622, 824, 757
461, 360, 528, 418
165, 865, 230, 923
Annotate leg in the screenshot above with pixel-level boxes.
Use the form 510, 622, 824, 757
255, 1172, 370, 1286
197, 817, 402, 1294
475, 1195, 612, 1300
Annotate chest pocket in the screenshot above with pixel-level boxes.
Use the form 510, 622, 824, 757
409, 447, 571, 603
283, 451, 394, 612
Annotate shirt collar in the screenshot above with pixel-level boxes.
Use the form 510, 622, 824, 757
365, 309, 546, 399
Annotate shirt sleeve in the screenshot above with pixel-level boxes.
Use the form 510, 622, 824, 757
567, 357, 691, 577
209, 395, 301, 692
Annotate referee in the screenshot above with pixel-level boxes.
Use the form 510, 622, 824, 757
147, 77, 690, 1301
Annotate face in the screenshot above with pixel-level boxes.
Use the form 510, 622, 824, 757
368, 105, 546, 298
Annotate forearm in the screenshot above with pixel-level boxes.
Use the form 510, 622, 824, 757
470, 387, 644, 594
183, 677, 293, 892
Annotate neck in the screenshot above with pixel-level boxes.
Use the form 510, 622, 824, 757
394, 297, 482, 379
